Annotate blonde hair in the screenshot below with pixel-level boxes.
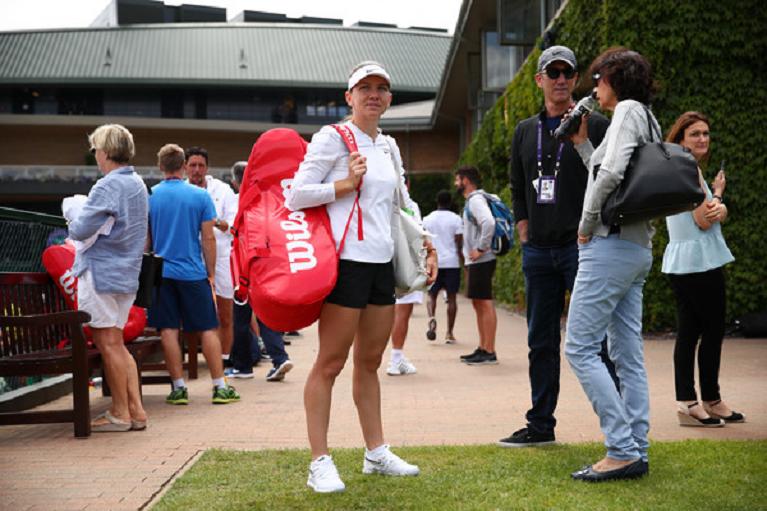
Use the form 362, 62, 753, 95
88, 124, 135, 164
157, 143, 185, 173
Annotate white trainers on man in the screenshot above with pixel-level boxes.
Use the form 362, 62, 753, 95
307, 455, 345, 493
386, 357, 417, 376
363, 444, 420, 476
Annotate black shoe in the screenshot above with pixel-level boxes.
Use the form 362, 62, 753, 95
497, 427, 555, 447
285, 331, 301, 336
426, 318, 437, 341
465, 350, 498, 365
460, 348, 483, 361
571, 458, 648, 482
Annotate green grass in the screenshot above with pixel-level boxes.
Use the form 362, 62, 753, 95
154, 440, 767, 511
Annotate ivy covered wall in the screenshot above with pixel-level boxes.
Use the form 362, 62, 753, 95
459, 0, 767, 330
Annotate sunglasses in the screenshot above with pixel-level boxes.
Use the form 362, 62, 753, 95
544, 67, 575, 80
89, 147, 97, 155
592, 72, 602, 83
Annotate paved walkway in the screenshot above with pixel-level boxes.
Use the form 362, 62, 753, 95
1, 295, 765, 510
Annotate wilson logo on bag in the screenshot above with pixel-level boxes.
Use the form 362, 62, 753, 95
231, 128, 338, 332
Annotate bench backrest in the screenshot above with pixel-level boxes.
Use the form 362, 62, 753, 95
0, 272, 74, 357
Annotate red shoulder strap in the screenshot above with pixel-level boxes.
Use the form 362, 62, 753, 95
330, 124, 364, 254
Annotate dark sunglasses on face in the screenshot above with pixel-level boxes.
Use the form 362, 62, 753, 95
89, 147, 97, 155
592, 72, 602, 83
544, 67, 575, 80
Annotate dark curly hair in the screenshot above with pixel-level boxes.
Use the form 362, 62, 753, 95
588, 47, 655, 104
455, 165, 481, 187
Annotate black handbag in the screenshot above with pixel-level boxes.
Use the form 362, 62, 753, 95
133, 252, 163, 308
601, 107, 705, 226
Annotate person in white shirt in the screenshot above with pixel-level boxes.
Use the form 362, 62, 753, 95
422, 190, 463, 343
286, 61, 437, 493
185, 147, 238, 364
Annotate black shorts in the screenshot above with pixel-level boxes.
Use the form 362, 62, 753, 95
325, 260, 396, 309
428, 267, 461, 296
466, 260, 496, 300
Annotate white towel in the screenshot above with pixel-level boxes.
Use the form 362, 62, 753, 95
62, 195, 115, 252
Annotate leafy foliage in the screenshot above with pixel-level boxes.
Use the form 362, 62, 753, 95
459, 0, 767, 330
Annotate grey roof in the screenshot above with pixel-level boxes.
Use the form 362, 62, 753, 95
0, 23, 451, 93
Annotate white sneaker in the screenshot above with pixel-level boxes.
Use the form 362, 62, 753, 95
386, 357, 417, 376
363, 445, 420, 476
307, 455, 345, 493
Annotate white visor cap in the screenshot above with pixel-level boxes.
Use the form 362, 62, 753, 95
347, 63, 392, 91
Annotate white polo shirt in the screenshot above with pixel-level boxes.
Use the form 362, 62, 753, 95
286, 121, 416, 264
201, 175, 237, 259
423, 209, 463, 269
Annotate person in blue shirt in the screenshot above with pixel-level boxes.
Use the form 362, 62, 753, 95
147, 143, 240, 406
68, 124, 148, 432
663, 111, 744, 426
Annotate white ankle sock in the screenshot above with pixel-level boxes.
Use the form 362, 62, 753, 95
391, 349, 403, 363
212, 377, 226, 389
172, 378, 186, 390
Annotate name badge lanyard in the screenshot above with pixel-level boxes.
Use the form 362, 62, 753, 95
535, 120, 564, 204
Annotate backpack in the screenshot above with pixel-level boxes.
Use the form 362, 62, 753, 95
230, 128, 338, 332
465, 191, 515, 256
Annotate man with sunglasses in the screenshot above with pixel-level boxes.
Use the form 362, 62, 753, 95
502, 46, 610, 447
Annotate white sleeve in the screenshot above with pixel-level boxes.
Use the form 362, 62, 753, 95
387, 135, 419, 217
222, 184, 237, 225
285, 127, 340, 211
454, 214, 463, 235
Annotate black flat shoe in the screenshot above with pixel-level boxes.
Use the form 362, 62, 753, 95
571, 459, 648, 482
703, 400, 746, 423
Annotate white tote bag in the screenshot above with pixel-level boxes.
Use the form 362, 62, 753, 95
386, 137, 430, 296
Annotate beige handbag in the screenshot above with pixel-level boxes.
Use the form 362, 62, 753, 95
386, 137, 430, 296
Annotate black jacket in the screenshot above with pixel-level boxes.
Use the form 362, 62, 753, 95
509, 109, 609, 248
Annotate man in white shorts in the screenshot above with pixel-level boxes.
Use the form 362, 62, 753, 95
185, 147, 238, 365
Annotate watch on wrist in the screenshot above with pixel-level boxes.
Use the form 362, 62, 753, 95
214, 218, 221, 228
712, 194, 723, 203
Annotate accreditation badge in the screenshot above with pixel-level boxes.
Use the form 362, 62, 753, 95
536, 175, 557, 204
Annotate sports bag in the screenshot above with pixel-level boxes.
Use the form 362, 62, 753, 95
601, 107, 705, 225
230, 128, 338, 332
465, 191, 515, 256
41, 241, 146, 344
333, 124, 430, 296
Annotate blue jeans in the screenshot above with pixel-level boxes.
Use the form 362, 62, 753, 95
231, 301, 288, 371
522, 241, 579, 434
565, 235, 653, 461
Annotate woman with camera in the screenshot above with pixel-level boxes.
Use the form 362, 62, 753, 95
286, 61, 437, 493
564, 48, 659, 481
662, 111, 743, 427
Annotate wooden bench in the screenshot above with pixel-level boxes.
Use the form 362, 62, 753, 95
0, 272, 170, 437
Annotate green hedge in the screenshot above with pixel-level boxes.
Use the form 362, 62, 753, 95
459, 0, 767, 330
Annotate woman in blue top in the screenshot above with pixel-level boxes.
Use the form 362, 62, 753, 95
663, 111, 744, 427
68, 124, 148, 432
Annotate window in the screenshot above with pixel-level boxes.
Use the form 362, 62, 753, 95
482, 31, 532, 91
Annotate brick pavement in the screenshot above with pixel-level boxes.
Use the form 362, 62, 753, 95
1, 295, 765, 510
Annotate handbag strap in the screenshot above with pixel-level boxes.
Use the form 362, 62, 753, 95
383, 136, 408, 213
643, 105, 662, 143
330, 124, 364, 257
